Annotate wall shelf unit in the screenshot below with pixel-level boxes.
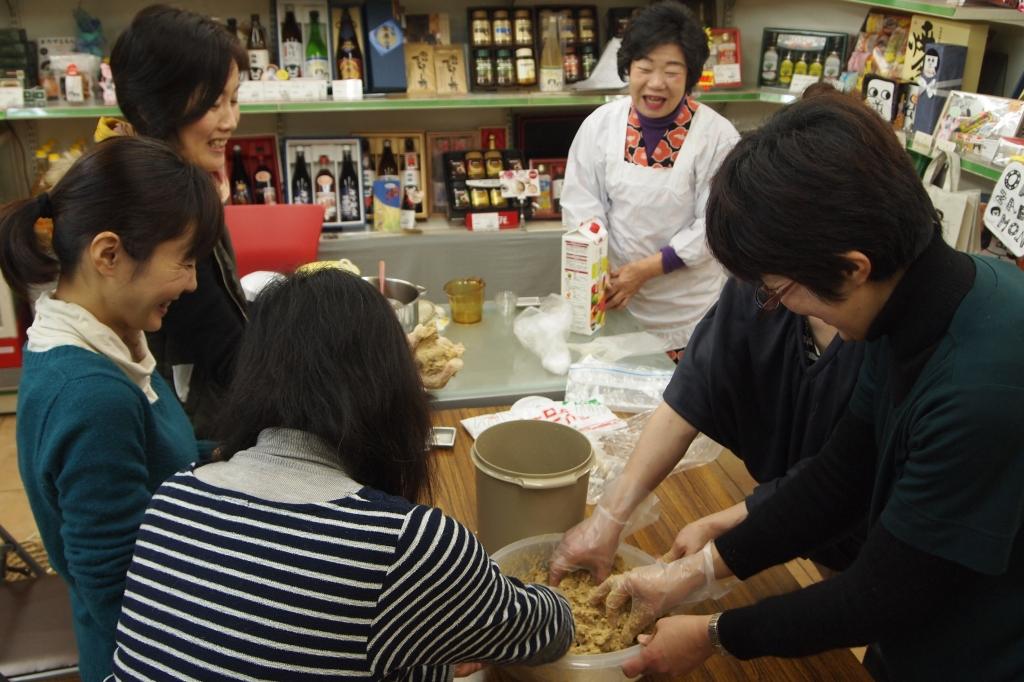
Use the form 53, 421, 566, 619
838, 0, 1024, 25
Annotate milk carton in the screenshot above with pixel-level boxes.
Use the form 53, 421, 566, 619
561, 218, 609, 335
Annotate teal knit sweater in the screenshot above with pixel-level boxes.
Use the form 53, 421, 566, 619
17, 346, 200, 682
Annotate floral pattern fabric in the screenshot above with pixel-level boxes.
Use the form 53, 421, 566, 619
624, 98, 699, 168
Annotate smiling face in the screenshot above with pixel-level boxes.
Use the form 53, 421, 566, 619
176, 62, 241, 174
105, 231, 199, 340
628, 43, 688, 118
923, 53, 939, 79
865, 78, 896, 120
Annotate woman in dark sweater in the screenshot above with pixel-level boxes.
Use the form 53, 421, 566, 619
595, 91, 1024, 681
105, 5, 249, 437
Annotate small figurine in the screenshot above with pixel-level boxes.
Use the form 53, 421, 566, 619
99, 61, 116, 105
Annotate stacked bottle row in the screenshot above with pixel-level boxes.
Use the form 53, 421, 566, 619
227, 141, 283, 206
443, 135, 526, 219
538, 6, 598, 86
286, 143, 362, 226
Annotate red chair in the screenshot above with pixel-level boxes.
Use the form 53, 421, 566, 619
223, 204, 325, 277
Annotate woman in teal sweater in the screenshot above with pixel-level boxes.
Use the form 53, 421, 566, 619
0, 137, 223, 681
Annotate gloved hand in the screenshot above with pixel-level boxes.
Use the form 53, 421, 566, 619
547, 477, 660, 586
547, 504, 626, 586
591, 543, 727, 640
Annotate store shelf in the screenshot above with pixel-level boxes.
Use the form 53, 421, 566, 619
907, 142, 1004, 181
0, 89, 796, 121
838, 0, 1024, 25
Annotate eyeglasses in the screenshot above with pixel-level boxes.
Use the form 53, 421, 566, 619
754, 280, 795, 313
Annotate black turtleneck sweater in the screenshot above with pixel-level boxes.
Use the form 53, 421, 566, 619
715, 236, 1024, 681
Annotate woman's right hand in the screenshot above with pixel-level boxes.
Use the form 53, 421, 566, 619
590, 550, 712, 628
547, 506, 626, 586
662, 502, 749, 562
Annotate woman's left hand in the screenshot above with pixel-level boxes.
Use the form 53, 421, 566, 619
606, 254, 664, 309
621, 614, 715, 677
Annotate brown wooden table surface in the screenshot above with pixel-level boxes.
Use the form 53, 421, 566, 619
431, 406, 873, 682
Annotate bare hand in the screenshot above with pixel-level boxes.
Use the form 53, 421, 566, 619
453, 662, 485, 677
621, 615, 715, 677
605, 255, 663, 309
662, 518, 716, 562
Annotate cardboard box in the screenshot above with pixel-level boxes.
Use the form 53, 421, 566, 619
901, 15, 987, 93
433, 45, 469, 95
405, 43, 437, 95
912, 43, 967, 138
282, 137, 366, 230
226, 135, 285, 207
274, 1, 334, 81
354, 131, 429, 220
561, 218, 609, 336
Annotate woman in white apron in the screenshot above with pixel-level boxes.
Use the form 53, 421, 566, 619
560, 0, 739, 354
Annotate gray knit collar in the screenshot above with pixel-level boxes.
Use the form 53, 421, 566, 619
233, 427, 345, 472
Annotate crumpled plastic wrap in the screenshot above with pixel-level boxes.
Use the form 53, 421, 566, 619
513, 294, 574, 375
586, 410, 724, 504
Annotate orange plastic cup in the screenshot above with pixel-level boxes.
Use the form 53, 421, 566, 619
444, 277, 486, 324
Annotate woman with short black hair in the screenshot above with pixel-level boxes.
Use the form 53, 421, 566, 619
110, 269, 575, 680
560, 0, 738, 355
593, 90, 1024, 681
106, 4, 249, 438
0, 136, 223, 681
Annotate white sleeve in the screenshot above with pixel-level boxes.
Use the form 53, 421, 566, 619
668, 121, 741, 267
560, 111, 610, 230
369, 507, 574, 678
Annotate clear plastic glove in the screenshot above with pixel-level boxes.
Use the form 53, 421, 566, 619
547, 478, 660, 586
661, 502, 748, 562
591, 543, 731, 641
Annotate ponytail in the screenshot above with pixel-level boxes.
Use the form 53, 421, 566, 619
0, 195, 60, 298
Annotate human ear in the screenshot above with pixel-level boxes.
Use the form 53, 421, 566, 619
88, 231, 123, 276
840, 250, 872, 286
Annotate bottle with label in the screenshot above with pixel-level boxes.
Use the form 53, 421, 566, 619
761, 44, 778, 85
580, 45, 597, 80
291, 147, 312, 204
492, 10, 512, 47
563, 46, 580, 83
465, 149, 485, 180
401, 138, 423, 214
336, 8, 363, 80
471, 10, 491, 47
339, 149, 360, 221
230, 145, 253, 204
226, 17, 239, 40
64, 64, 85, 104
794, 53, 808, 76
247, 14, 270, 81
281, 8, 303, 79
474, 50, 494, 88
538, 14, 564, 92
305, 11, 330, 80
495, 49, 514, 86
315, 155, 337, 220
778, 52, 794, 86
535, 163, 552, 211
360, 138, 375, 220
377, 139, 399, 177
253, 152, 277, 205
551, 162, 565, 213
559, 10, 577, 43
823, 50, 842, 79
484, 135, 503, 178
808, 53, 824, 79
578, 9, 596, 44
516, 48, 536, 86
513, 10, 533, 46
400, 186, 417, 229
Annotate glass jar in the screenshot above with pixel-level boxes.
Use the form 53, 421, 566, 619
470, 186, 490, 208
514, 10, 534, 45
563, 46, 580, 83
580, 45, 597, 80
495, 49, 515, 86
515, 47, 536, 86
577, 9, 596, 44
471, 10, 491, 47
474, 49, 494, 87
492, 10, 512, 47
559, 10, 577, 44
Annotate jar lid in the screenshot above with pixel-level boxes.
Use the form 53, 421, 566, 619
472, 10, 488, 18
514, 9, 531, 17
493, 9, 509, 17
476, 49, 491, 57
497, 49, 512, 57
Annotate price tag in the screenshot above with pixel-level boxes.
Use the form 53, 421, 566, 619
332, 79, 363, 101
983, 161, 1024, 257
0, 87, 24, 109
712, 64, 741, 86
238, 81, 265, 102
468, 212, 500, 231
788, 74, 820, 95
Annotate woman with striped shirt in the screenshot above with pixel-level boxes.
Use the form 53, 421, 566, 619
109, 269, 574, 680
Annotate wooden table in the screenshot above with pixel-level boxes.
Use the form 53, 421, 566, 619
431, 406, 872, 682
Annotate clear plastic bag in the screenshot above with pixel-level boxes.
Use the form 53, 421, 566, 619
564, 356, 674, 413
513, 294, 574, 375
567, 331, 668, 363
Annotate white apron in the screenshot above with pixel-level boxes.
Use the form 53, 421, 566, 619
562, 97, 737, 348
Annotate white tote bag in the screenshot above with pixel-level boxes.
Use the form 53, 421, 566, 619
923, 151, 981, 252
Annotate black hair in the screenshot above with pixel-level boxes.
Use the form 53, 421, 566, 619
0, 136, 224, 297
617, 0, 708, 94
706, 90, 939, 301
111, 4, 247, 141
214, 269, 434, 504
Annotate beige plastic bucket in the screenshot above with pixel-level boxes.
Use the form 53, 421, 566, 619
472, 420, 593, 554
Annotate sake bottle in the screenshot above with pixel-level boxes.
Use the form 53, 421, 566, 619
794, 53, 808, 76
808, 53, 824, 79
779, 52, 794, 86
823, 50, 842, 79
761, 44, 779, 86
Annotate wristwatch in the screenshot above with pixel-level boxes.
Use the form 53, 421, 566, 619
708, 612, 729, 656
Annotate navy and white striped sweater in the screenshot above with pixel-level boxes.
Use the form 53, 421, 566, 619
110, 470, 573, 680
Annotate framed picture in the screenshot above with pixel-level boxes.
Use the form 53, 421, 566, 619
426, 130, 478, 215
528, 157, 566, 221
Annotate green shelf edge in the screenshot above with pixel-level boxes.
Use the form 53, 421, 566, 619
1, 89, 799, 121
907, 143, 1002, 182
